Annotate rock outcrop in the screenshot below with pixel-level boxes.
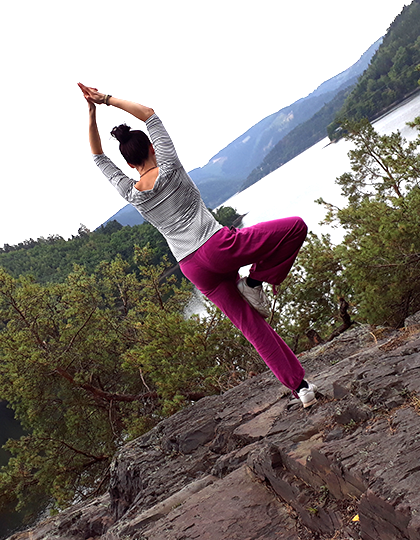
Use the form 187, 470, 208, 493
7, 320, 420, 540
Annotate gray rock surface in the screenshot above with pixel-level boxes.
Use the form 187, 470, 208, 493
7, 322, 420, 540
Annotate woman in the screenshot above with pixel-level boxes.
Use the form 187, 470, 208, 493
78, 83, 317, 408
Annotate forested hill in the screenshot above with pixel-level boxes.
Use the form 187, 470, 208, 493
0, 207, 240, 284
243, 2, 420, 189
327, 0, 420, 139
242, 82, 357, 190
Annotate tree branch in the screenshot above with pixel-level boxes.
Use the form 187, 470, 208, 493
54, 366, 159, 403
38, 436, 109, 462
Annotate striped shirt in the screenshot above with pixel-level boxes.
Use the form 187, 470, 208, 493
93, 114, 222, 262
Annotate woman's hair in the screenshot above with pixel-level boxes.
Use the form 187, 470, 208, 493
110, 124, 151, 166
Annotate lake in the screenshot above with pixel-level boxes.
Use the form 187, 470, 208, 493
0, 402, 25, 539
223, 93, 420, 243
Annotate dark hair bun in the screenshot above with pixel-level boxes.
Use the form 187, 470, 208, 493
111, 124, 132, 144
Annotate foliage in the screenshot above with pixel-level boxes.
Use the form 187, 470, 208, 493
0, 221, 174, 284
328, 1, 420, 140
0, 247, 261, 516
319, 118, 420, 327
262, 117, 420, 350
209, 206, 241, 228
0, 207, 240, 285
268, 233, 348, 353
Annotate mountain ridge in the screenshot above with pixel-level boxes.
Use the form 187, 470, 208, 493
101, 39, 382, 227
190, 39, 382, 187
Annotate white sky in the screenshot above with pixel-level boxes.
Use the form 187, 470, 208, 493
0, 0, 411, 247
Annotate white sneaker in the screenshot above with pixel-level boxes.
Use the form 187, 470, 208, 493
237, 277, 271, 319
297, 382, 317, 408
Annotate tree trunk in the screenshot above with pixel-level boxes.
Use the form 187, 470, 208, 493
326, 297, 353, 341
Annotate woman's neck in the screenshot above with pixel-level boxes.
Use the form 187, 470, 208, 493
134, 158, 159, 192
136, 157, 157, 177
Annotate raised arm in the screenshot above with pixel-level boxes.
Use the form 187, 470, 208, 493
78, 83, 154, 122
107, 97, 154, 122
87, 102, 103, 155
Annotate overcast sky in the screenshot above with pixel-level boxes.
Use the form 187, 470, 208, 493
0, 0, 411, 247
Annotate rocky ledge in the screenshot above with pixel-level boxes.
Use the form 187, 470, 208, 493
8, 314, 420, 540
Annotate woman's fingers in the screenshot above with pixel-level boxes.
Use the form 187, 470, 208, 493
78, 83, 105, 104
78, 83, 91, 100
78, 82, 96, 96
78, 82, 89, 93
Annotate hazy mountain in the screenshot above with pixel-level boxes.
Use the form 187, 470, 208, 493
102, 204, 145, 228
188, 39, 382, 206
242, 82, 357, 190
101, 39, 382, 228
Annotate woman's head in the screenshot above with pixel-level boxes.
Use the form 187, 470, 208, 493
111, 124, 152, 166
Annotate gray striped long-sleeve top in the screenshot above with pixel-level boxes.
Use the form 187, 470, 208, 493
93, 114, 222, 262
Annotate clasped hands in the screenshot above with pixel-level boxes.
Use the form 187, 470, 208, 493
78, 82, 107, 106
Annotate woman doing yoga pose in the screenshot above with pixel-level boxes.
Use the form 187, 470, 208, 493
78, 82, 317, 408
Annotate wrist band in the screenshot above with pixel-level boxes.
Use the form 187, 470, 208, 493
104, 94, 112, 106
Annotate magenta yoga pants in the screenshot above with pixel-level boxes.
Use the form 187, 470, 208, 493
179, 217, 307, 391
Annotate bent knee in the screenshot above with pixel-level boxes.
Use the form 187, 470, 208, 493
295, 217, 308, 238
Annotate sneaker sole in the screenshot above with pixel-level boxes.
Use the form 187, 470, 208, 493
302, 397, 317, 408
237, 286, 270, 318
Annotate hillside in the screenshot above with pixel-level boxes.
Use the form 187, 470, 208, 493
0, 222, 174, 284
245, 1, 420, 188
188, 39, 381, 204
242, 83, 356, 190
328, 0, 420, 139
0, 208, 241, 285
7, 314, 420, 540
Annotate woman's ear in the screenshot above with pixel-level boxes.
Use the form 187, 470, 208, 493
127, 163, 136, 169
149, 144, 155, 155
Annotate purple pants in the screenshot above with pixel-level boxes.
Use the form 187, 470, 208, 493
179, 217, 307, 390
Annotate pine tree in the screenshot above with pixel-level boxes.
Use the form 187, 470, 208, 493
0, 247, 260, 516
